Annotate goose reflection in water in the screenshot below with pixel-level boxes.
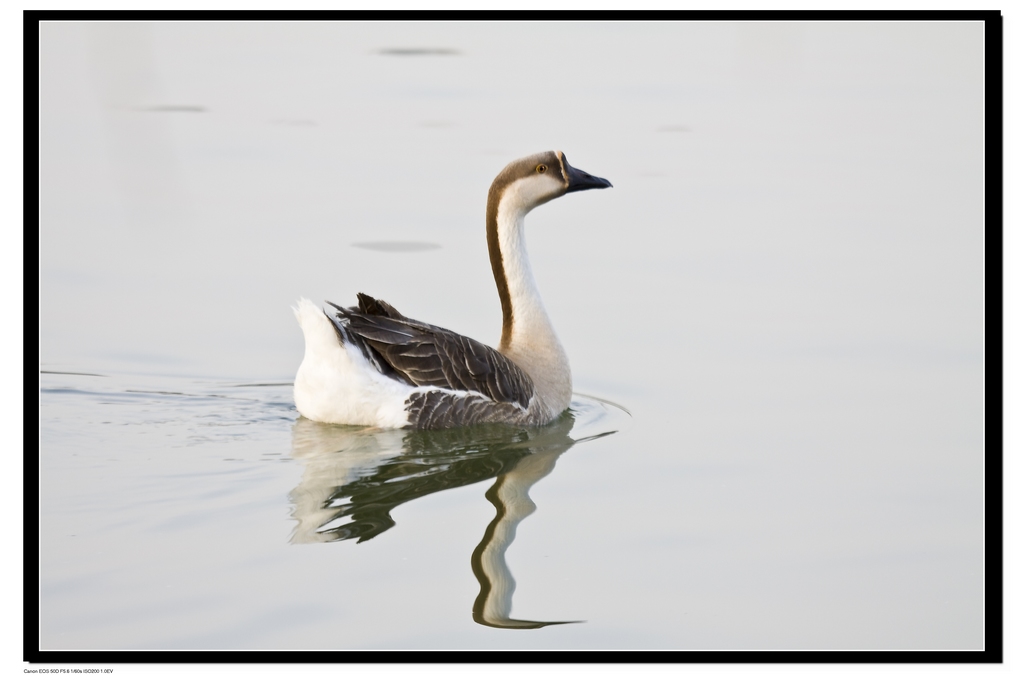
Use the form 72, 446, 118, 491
286, 401, 619, 629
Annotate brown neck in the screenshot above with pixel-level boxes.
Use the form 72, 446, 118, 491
486, 183, 514, 349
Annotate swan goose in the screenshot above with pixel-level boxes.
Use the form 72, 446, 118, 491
293, 151, 611, 429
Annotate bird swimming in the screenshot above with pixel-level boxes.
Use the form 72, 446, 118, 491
293, 151, 612, 429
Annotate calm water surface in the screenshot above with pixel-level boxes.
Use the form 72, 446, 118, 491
38, 21, 984, 649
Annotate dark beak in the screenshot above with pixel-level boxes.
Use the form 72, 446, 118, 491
563, 155, 613, 193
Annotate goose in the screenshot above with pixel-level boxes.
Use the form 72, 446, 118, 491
293, 151, 612, 429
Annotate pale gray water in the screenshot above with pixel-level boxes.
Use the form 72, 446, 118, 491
38, 21, 984, 649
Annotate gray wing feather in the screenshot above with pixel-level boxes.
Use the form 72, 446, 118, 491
405, 391, 532, 430
326, 295, 535, 427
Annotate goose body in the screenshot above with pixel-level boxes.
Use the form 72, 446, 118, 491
294, 151, 611, 429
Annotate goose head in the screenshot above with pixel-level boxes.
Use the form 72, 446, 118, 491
488, 151, 612, 216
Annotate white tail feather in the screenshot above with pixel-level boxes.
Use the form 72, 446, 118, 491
293, 298, 411, 428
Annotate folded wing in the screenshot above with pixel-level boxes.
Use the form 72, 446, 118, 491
326, 294, 536, 428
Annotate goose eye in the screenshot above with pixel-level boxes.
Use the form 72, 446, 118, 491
536, 164, 547, 173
